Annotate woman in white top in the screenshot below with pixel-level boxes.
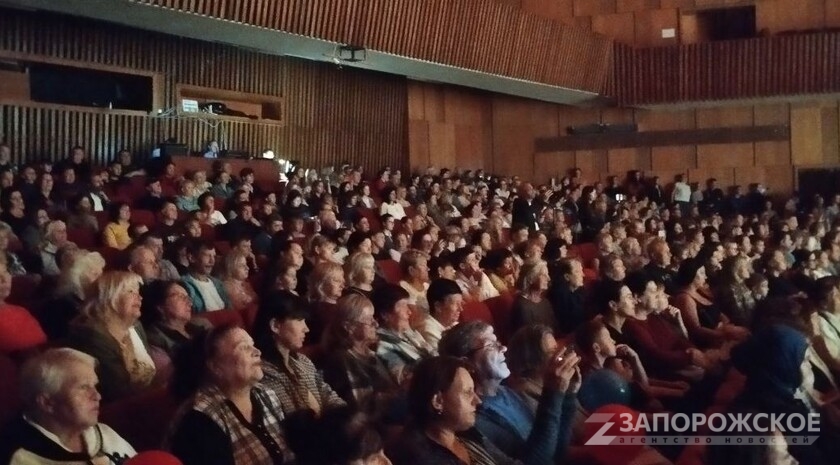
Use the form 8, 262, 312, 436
196, 192, 227, 227
379, 187, 406, 220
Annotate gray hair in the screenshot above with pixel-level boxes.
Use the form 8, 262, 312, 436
58, 249, 105, 299
58, 250, 105, 299
19, 348, 96, 413
322, 293, 375, 351
516, 260, 548, 292
438, 321, 491, 359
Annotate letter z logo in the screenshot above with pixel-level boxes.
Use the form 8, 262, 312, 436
585, 413, 618, 445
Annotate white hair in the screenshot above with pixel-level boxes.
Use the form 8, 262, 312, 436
58, 250, 105, 299
19, 348, 96, 413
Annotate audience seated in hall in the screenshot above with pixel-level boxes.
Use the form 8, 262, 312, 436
4, 143, 840, 465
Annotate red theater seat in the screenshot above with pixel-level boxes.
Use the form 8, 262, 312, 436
100, 387, 179, 450
9, 275, 42, 308
569, 242, 597, 267
131, 209, 157, 229
485, 292, 516, 343
460, 300, 494, 326
377, 259, 402, 284
67, 227, 98, 249
201, 309, 244, 328
0, 354, 21, 428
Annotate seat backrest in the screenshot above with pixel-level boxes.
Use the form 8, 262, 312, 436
485, 292, 516, 343
0, 304, 47, 354
67, 227, 98, 250
213, 241, 231, 257
357, 208, 382, 232
200, 224, 216, 242
100, 387, 180, 450
201, 309, 244, 328
97, 247, 125, 271
569, 242, 598, 268
9, 275, 42, 309
376, 259, 402, 285
460, 300, 494, 326
0, 353, 20, 429
131, 210, 157, 229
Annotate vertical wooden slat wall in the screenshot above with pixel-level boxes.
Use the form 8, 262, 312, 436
0, 9, 407, 172
608, 32, 840, 106
131, 0, 614, 94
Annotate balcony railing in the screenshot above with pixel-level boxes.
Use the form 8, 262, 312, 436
608, 32, 840, 105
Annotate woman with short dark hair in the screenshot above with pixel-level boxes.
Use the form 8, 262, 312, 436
253, 290, 345, 415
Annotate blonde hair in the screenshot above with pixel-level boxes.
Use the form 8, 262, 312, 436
81, 271, 143, 324
322, 294, 374, 351
220, 249, 248, 281
308, 261, 344, 301
344, 252, 374, 287
516, 260, 548, 292
58, 250, 105, 299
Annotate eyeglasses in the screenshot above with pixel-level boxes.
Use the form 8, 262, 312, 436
355, 318, 378, 328
466, 340, 504, 356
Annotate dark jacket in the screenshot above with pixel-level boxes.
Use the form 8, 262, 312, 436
64, 321, 153, 402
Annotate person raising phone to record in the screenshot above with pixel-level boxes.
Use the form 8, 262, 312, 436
437, 321, 581, 464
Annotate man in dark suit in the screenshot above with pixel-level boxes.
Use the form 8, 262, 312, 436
512, 182, 540, 231
647, 176, 665, 206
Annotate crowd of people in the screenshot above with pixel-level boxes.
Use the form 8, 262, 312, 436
1, 141, 840, 465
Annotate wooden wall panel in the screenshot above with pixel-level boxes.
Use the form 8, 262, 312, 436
688, 166, 735, 186
822, 106, 840, 165
521, 0, 574, 21
534, 151, 576, 184
408, 120, 431, 170
617, 0, 662, 13
608, 32, 840, 105
592, 13, 636, 45
573, 0, 617, 17
634, 9, 679, 47
696, 107, 754, 129
697, 143, 754, 168
765, 165, 795, 194
133, 0, 613, 93
651, 146, 696, 171
756, 0, 827, 34
0, 9, 406, 172
755, 141, 792, 166
791, 106, 824, 166
636, 109, 696, 131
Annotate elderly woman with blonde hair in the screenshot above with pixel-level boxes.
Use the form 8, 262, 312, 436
511, 259, 557, 335
66, 271, 157, 402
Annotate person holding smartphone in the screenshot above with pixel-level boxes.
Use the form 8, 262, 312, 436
438, 321, 581, 464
